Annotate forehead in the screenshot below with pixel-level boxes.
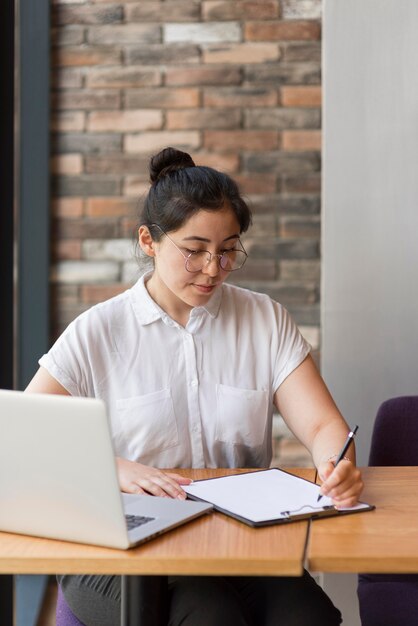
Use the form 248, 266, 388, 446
174, 207, 240, 240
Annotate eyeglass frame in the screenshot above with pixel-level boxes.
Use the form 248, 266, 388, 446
149, 223, 248, 273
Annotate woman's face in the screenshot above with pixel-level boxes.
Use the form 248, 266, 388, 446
139, 206, 241, 324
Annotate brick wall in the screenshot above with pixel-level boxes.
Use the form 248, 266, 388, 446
50, 0, 322, 370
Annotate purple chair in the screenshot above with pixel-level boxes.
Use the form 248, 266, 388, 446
357, 396, 418, 626
56, 584, 85, 625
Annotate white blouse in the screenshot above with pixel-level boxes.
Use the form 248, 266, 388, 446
39, 274, 310, 469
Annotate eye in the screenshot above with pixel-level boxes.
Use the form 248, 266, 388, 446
185, 248, 203, 255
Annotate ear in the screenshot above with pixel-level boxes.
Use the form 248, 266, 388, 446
138, 226, 156, 257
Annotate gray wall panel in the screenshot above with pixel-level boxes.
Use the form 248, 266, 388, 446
322, 1, 418, 623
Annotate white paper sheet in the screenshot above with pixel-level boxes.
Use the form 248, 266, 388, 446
184, 469, 370, 523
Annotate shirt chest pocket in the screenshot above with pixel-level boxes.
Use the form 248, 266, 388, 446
116, 388, 179, 459
215, 384, 269, 447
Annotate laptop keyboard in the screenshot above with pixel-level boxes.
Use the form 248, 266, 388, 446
125, 514, 155, 531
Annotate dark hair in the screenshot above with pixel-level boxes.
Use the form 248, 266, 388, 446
139, 147, 252, 240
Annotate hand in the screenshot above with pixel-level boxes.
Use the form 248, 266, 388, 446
116, 457, 192, 499
317, 459, 364, 508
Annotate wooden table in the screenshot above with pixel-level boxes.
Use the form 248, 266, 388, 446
308, 466, 418, 573
0, 468, 314, 625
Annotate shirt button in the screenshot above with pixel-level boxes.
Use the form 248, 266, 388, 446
190, 379, 198, 387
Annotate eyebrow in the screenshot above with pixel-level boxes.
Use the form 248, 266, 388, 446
181, 234, 240, 243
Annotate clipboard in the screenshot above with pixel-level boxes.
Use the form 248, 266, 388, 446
183, 468, 374, 527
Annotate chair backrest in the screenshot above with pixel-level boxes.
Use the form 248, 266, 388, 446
358, 396, 418, 626
368, 396, 418, 466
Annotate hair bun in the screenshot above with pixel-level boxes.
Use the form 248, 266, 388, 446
149, 147, 196, 183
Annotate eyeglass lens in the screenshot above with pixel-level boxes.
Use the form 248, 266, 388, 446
186, 250, 246, 272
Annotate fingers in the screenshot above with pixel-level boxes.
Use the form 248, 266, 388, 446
318, 461, 364, 507
116, 458, 189, 499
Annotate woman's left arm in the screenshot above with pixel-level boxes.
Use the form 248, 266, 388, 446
274, 354, 363, 508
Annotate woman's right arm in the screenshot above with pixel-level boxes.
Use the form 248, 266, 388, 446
25, 367, 190, 498
26, 366, 71, 395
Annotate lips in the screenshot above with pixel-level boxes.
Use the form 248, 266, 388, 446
193, 283, 217, 294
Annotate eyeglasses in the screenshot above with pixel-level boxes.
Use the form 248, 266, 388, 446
150, 224, 248, 273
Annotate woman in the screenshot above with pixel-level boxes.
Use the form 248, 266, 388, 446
27, 147, 362, 625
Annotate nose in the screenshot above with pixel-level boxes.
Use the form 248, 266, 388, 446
202, 255, 221, 277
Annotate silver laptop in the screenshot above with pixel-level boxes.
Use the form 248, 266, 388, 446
0, 389, 212, 549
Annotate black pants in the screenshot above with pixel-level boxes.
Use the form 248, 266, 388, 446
58, 572, 342, 626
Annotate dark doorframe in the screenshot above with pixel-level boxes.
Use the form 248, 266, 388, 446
0, 0, 51, 623
17, 0, 51, 390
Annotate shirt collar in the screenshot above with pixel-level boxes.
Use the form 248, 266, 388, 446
130, 272, 223, 326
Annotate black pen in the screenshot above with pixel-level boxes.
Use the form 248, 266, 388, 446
317, 425, 359, 502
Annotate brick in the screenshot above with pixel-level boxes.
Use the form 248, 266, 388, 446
282, 173, 321, 193
126, 2, 200, 22
203, 43, 279, 64
243, 151, 320, 173
51, 26, 85, 46
120, 217, 140, 238
82, 238, 134, 261
53, 0, 85, 4
51, 68, 83, 89
52, 261, 120, 284
51, 154, 83, 175
193, 151, 239, 172
277, 194, 320, 215
80, 283, 130, 304
53, 218, 120, 239
279, 216, 320, 239
246, 194, 277, 214
246, 108, 320, 129
244, 213, 276, 235
86, 67, 161, 89
125, 88, 200, 109
87, 110, 162, 132
125, 131, 201, 153
282, 0, 321, 20
286, 304, 319, 326
52, 198, 84, 218
166, 109, 241, 130
232, 259, 277, 282
53, 5, 123, 26
203, 86, 277, 107
53, 46, 121, 67
88, 24, 161, 45
164, 22, 241, 43
282, 130, 321, 151
86, 197, 138, 218
281, 86, 322, 107
281, 42, 321, 62
52, 89, 121, 110
248, 193, 320, 215
245, 63, 320, 85
247, 238, 318, 259
166, 66, 242, 86
125, 44, 200, 66
52, 175, 121, 197
204, 130, 279, 151
123, 177, 151, 197
85, 153, 149, 175
245, 20, 320, 41
203, 1, 279, 20
53, 239, 82, 261
51, 112, 85, 132
52, 133, 121, 154
233, 173, 277, 194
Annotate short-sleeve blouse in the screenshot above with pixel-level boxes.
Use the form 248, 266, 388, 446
39, 274, 310, 469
